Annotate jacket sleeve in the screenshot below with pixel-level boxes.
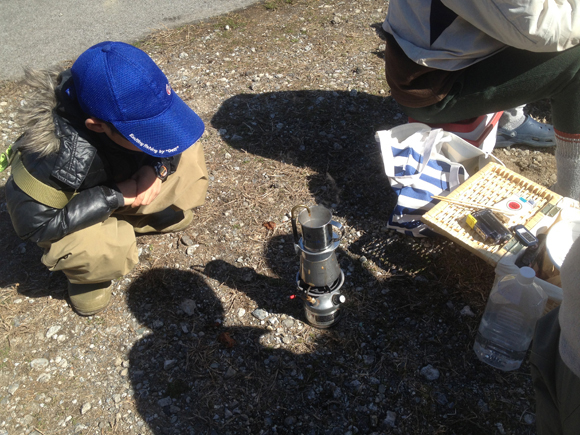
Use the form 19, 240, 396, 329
5, 179, 123, 243
442, 0, 580, 52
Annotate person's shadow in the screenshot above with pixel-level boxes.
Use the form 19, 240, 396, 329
126, 228, 500, 435
126, 266, 267, 435
210, 89, 450, 279
127, 222, 419, 435
210, 90, 402, 224
128, 263, 344, 435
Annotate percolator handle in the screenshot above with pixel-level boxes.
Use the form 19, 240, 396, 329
291, 218, 300, 246
330, 220, 344, 242
291, 205, 310, 246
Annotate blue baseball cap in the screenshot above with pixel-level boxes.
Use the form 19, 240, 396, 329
71, 41, 204, 157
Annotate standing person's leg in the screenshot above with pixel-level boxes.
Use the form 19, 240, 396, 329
114, 141, 209, 233
402, 44, 580, 198
531, 307, 580, 435
402, 45, 580, 129
38, 217, 139, 315
531, 309, 564, 435
497, 105, 555, 148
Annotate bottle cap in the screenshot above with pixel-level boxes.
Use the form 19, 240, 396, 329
518, 266, 536, 284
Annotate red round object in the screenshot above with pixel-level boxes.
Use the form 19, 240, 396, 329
507, 200, 522, 210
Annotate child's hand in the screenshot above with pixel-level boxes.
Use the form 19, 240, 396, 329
131, 166, 162, 208
116, 179, 138, 206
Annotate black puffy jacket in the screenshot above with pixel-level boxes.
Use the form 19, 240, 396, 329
5, 69, 178, 243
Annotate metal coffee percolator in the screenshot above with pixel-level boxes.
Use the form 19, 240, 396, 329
291, 204, 346, 328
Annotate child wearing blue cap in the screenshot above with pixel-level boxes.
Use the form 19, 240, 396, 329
5, 41, 209, 315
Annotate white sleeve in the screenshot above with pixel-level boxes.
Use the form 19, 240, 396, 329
442, 0, 580, 52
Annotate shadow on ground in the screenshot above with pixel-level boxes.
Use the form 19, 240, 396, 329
210, 90, 402, 226
125, 233, 506, 435
125, 223, 390, 434
125, 235, 385, 434
0, 187, 67, 299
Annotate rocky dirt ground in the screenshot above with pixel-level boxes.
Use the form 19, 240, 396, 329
0, 0, 559, 434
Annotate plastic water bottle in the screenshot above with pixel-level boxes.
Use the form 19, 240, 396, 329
473, 267, 547, 371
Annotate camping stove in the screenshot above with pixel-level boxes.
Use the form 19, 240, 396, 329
291, 205, 346, 328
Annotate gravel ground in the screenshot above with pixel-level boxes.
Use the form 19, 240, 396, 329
0, 1, 558, 434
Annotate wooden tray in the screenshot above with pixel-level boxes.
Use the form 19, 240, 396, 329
421, 162, 562, 266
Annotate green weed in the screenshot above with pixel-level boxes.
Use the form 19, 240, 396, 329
264, 0, 293, 10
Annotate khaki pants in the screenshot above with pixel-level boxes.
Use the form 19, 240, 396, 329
38, 143, 208, 284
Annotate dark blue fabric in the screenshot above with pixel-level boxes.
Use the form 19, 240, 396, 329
392, 204, 433, 217
388, 214, 440, 237
393, 165, 452, 190
391, 145, 425, 169
419, 170, 450, 190
389, 214, 423, 228
393, 151, 453, 177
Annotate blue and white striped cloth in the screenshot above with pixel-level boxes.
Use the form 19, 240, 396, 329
376, 124, 468, 237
